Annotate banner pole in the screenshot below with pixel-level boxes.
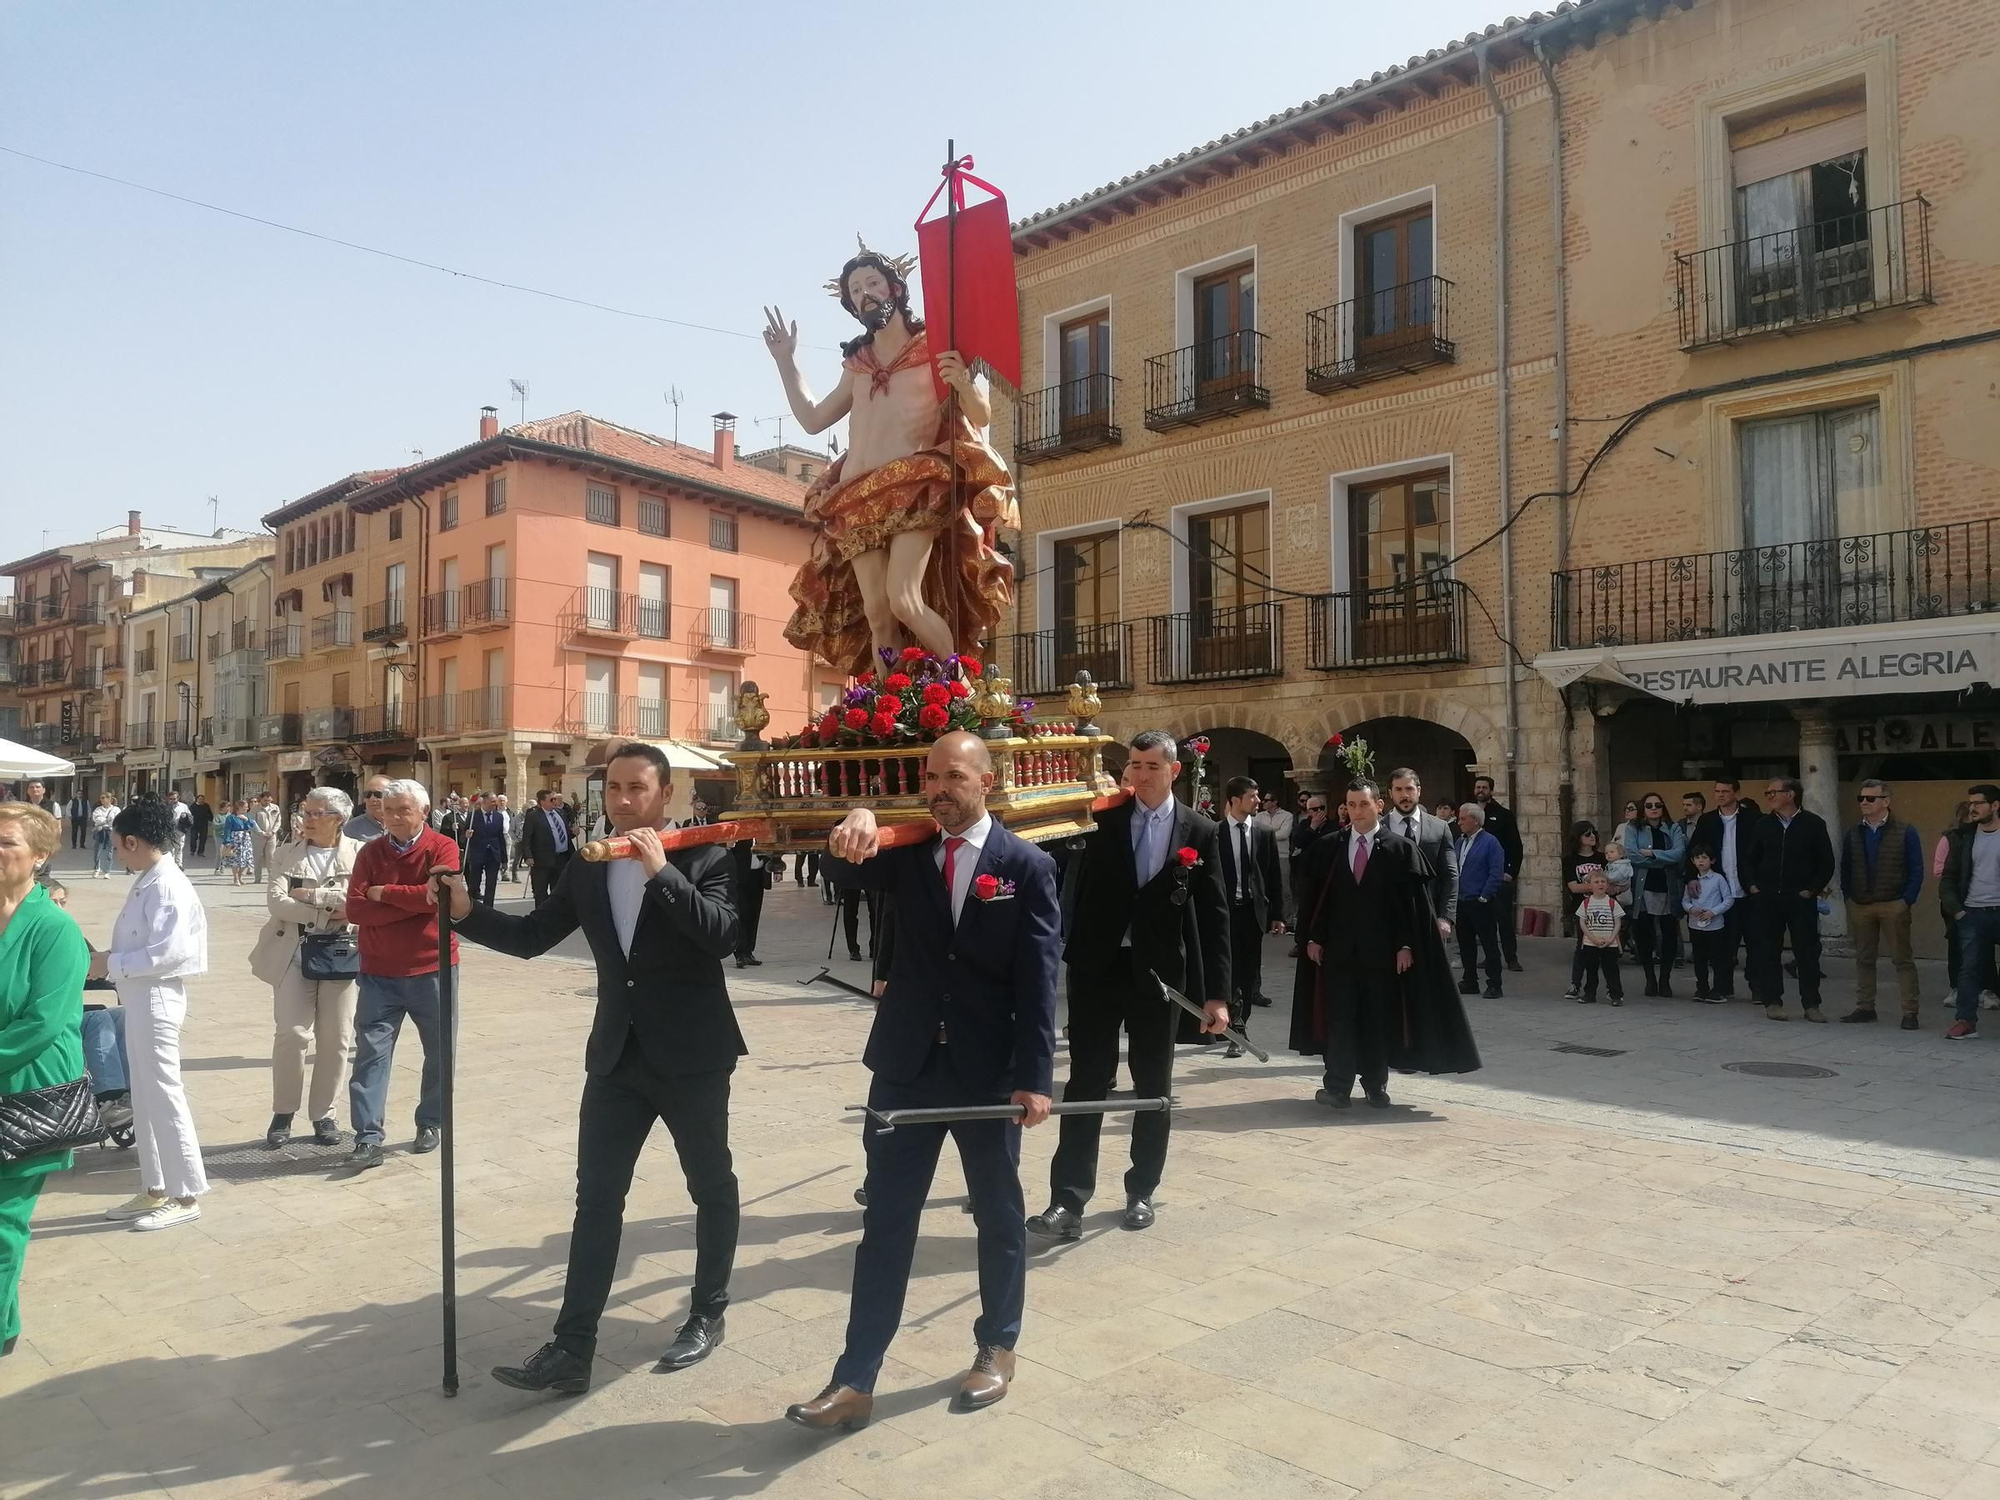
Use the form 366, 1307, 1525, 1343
943, 138, 966, 655
434, 872, 460, 1397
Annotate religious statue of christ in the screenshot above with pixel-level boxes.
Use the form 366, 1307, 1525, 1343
764, 245, 1017, 676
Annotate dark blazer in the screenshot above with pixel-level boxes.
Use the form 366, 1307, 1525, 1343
1692, 803, 1762, 882
436, 809, 467, 847
731, 839, 775, 890
1742, 807, 1837, 898
1479, 798, 1523, 877
521, 805, 576, 868
456, 842, 743, 1077
1939, 822, 1996, 918
1215, 815, 1283, 931
1311, 825, 1418, 970
464, 807, 509, 858
1057, 798, 1230, 1003
1385, 806, 1459, 925
823, 819, 1060, 1097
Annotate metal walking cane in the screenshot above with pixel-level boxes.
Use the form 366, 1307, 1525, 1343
848, 1097, 1175, 1134
432, 871, 460, 1397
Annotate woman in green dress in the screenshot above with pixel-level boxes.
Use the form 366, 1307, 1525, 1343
0, 801, 89, 1356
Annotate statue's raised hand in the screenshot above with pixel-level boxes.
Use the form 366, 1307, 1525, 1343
762, 306, 798, 362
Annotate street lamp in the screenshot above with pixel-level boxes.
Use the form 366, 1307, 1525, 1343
174, 680, 192, 796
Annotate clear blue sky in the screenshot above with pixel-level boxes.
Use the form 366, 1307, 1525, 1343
2, 0, 1508, 543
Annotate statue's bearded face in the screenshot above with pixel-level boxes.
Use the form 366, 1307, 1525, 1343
845, 266, 900, 330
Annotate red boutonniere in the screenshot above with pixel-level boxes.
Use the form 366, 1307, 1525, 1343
973, 873, 1016, 902
1176, 846, 1200, 868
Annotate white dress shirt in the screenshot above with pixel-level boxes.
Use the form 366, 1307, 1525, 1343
1718, 810, 1744, 897
932, 812, 994, 924
1225, 815, 1255, 899
108, 855, 209, 986
608, 853, 648, 956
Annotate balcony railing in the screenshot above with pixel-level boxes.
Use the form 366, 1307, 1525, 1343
1010, 623, 1134, 696
205, 631, 224, 661
303, 706, 355, 742
1307, 276, 1456, 392
1551, 519, 2000, 650
350, 702, 409, 742
559, 587, 648, 639
125, 721, 157, 750
420, 693, 459, 736
691, 707, 741, 744
634, 697, 668, 738
27, 659, 72, 690
163, 721, 195, 751
1676, 196, 1932, 350
84, 655, 121, 690
689, 608, 754, 654
1147, 602, 1284, 684
362, 599, 408, 642
132, 645, 158, 675
1308, 581, 1469, 669
457, 686, 508, 733
310, 611, 354, 651
1015, 375, 1122, 464
266, 625, 304, 661
171, 634, 195, 663
202, 716, 257, 748
256, 713, 303, 747
25, 723, 61, 750
420, 590, 462, 638
461, 577, 510, 629
231, 618, 251, 651
1144, 331, 1269, 431
560, 692, 636, 738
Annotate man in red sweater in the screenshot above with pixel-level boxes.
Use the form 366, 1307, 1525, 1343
344, 780, 461, 1169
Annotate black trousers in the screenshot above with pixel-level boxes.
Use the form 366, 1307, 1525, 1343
1748, 893, 1823, 1008
1324, 968, 1397, 1094
1578, 946, 1623, 999
531, 853, 571, 906
1690, 928, 1728, 993
1227, 898, 1263, 1031
1709, 903, 1745, 996
190, 828, 209, 857
795, 851, 820, 886
1494, 878, 1519, 964
735, 875, 766, 958
465, 845, 503, 906
1458, 899, 1502, 986
840, 886, 876, 956
1049, 953, 1178, 1211
553, 1043, 738, 1359
71, 819, 86, 849
1633, 907, 1680, 982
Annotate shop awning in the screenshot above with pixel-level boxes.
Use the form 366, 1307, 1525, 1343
0, 737, 76, 778
581, 738, 733, 773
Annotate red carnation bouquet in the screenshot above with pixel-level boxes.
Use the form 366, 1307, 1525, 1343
785, 648, 985, 750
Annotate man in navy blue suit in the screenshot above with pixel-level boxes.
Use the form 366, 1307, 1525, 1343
462, 792, 510, 908
787, 731, 1060, 1430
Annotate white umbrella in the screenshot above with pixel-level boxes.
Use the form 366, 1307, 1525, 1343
0, 737, 75, 778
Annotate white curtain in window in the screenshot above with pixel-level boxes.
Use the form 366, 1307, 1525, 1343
1739, 412, 1824, 549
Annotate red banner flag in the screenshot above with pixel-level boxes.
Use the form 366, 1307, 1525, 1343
914, 157, 1022, 405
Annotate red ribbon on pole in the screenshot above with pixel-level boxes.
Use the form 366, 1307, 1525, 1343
915, 155, 1021, 403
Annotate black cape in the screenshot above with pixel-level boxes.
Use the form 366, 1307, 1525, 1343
1289, 829, 1481, 1076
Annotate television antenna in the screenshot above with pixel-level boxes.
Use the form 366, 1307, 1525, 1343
752, 414, 790, 453
207, 494, 220, 532
509, 379, 529, 425
665, 387, 683, 447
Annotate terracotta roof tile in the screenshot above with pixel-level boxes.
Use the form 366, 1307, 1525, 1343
511, 412, 807, 511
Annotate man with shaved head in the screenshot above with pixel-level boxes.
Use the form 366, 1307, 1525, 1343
789, 730, 1061, 1429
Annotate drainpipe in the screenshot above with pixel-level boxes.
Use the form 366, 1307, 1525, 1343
1479, 47, 1521, 799
1534, 34, 1575, 839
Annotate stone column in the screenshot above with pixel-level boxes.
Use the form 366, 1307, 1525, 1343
1793, 706, 1847, 943
506, 742, 533, 801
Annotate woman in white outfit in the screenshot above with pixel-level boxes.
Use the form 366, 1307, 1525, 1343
250, 787, 363, 1148
87, 798, 210, 1231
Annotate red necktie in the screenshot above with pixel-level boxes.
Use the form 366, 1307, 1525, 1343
1352, 833, 1369, 882
942, 835, 966, 897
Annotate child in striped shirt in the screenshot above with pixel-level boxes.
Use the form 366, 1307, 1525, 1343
1575, 869, 1625, 1005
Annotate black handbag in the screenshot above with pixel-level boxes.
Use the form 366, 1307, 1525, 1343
299, 928, 360, 981
0, 1076, 107, 1163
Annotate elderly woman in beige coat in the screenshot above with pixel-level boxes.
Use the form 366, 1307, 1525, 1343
250, 786, 364, 1148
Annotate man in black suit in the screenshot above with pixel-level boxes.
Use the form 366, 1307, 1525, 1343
522, 787, 576, 906
1472, 774, 1524, 973
439, 742, 742, 1395
462, 792, 510, 907
1742, 775, 1837, 1022
1690, 778, 1761, 999
788, 732, 1060, 1430
1305, 779, 1481, 1107
1028, 730, 1231, 1242
1215, 774, 1284, 1049
1385, 768, 1460, 942
730, 836, 773, 968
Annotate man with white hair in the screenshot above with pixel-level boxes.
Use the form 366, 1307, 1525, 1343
342, 778, 462, 1169
1454, 802, 1506, 999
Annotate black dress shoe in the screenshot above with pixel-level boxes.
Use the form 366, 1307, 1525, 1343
349, 1141, 385, 1170
847, 947, 864, 961
1506, 960, 1524, 973
734, 957, 749, 969
1900, 1015, 1919, 1031
492, 1341, 591, 1395
1224, 1041, 1244, 1058
1364, 1086, 1392, 1109
1122, 1198, 1155, 1231
1481, 985, 1502, 999
1458, 978, 1479, 995
266, 1113, 294, 1149
412, 1126, 441, 1155
655, 1312, 724, 1372
1840, 1008, 1879, 1023
743, 955, 763, 967
312, 1117, 340, 1146
1250, 994, 1273, 1008
1314, 1087, 1352, 1110
1025, 1205, 1082, 1241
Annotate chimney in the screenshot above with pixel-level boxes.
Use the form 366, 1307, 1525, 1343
478, 405, 500, 440
128, 509, 142, 537
712, 412, 737, 470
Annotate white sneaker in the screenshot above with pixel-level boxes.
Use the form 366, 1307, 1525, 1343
105, 1191, 168, 1221
1982, 991, 2000, 1012
131, 1200, 202, 1232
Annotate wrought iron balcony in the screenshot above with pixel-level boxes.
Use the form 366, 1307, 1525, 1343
163, 721, 195, 751
689, 608, 753, 655
1015, 375, 1122, 464
265, 626, 304, 661
25, 722, 61, 750
457, 686, 508, 733
560, 692, 637, 738
420, 590, 462, 638
231, 618, 252, 651
302, 706, 355, 742
1551, 518, 2000, 650
202, 716, 257, 748
1308, 581, 1469, 669
256, 713, 303, 747
132, 645, 158, 675
1144, 331, 1269, 431
633, 697, 668, 738
310, 611, 354, 651
461, 577, 510, 629
362, 599, 408, 642
1676, 196, 1932, 350
1010, 623, 1134, 696
1307, 276, 1455, 392
559, 587, 657, 640
171, 634, 195, 663
689, 707, 741, 745
350, 702, 410, 742
1147, 602, 1284, 684
125, 721, 157, 750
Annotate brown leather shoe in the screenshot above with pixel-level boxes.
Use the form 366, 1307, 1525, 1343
956, 1345, 1016, 1410
785, 1381, 873, 1430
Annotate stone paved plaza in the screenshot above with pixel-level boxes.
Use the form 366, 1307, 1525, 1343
5, 849, 2000, 1499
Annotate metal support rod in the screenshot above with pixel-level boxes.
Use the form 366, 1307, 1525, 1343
805, 966, 875, 1001
433, 873, 459, 1397
850, 1097, 1173, 1135
943, 139, 966, 652
1153, 975, 1270, 1062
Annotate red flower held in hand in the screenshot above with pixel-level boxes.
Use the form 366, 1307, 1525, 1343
948, 679, 970, 699
1176, 846, 1200, 868
922, 682, 951, 705
843, 707, 869, 729
1327, 732, 1345, 748
973, 874, 1001, 901
877, 696, 904, 716
918, 703, 949, 729
869, 711, 896, 737
901, 645, 927, 661
884, 672, 913, 691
